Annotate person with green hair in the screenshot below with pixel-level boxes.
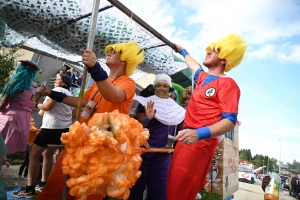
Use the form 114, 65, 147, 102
0, 60, 39, 154
167, 33, 247, 200
34, 41, 144, 200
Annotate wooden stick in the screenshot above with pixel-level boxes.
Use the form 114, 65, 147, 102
140, 148, 174, 153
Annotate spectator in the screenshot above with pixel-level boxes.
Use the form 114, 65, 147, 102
279, 172, 284, 195
128, 74, 185, 200
66, 67, 75, 78
0, 135, 8, 199
13, 75, 73, 198
291, 174, 298, 197
0, 60, 40, 154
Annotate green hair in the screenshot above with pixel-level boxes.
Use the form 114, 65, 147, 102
1, 60, 39, 98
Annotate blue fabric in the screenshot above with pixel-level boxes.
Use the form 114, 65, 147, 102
195, 126, 211, 140
201, 74, 220, 87
128, 153, 171, 200
143, 116, 150, 124
193, 68, 203, 84
87, 62, 108, 82
221, 112, 237, 125
49, 90, 67, 102
179, 49, 189, 57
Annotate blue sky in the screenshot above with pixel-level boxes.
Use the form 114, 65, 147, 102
117, 0, 300, 164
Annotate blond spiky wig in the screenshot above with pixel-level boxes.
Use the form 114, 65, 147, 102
105, 41, 144, 76
206, 33, 247, 72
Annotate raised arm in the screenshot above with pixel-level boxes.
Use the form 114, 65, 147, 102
174, 44, 202, 74
80, 49, 126, 103
38, 86, 87, 108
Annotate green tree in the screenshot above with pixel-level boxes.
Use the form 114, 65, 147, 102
0, 47, 20, 93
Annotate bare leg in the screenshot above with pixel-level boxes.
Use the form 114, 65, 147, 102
28, 144, 45, 186
41, 149, 57, 182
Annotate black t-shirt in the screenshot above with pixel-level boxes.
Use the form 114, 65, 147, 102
291, 176, 298, 185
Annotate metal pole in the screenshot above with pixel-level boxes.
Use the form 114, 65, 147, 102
267, 157, 269, 174
20, 45, 81, 66
278, 140, 281, 172
75, 0, 101, 120
263, 160, 264, 174
107, 0, 177, 51
61, 1, 101, 199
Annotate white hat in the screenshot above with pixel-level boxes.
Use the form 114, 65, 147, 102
153, 74, 172, 88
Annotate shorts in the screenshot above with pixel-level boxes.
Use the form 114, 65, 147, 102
34, 128, 69, 148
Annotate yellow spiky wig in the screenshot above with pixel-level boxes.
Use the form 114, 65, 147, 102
105, 41, 145, 77
206, 33, 247, 72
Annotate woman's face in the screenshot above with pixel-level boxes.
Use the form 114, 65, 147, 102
54, 76, 65, 88
154, 81, 169, 99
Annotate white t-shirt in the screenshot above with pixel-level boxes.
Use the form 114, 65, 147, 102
41, 87, 73, 129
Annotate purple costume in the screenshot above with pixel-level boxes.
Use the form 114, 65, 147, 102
0, 87, 37, 154
128, 104, 181, 200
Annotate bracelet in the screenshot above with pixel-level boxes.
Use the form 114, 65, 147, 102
87, 62, 108, 82
195, 126, 211, 140
179, 49, 189, 58
142, 117, 151, 124
49, 90, 67, 102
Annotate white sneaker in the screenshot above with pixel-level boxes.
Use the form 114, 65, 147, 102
195, 193, 202, 199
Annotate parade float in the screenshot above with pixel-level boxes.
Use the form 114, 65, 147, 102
0, 0, 240, 199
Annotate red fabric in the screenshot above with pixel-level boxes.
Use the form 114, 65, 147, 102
167, 140, 218, 200
185, 71, 240, 129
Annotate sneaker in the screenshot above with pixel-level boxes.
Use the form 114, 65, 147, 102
35, 184, 44, 192
12, 187, 35, 198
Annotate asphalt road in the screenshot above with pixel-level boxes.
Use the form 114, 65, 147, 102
234, 179, 295, 200
0, 164, 297, 200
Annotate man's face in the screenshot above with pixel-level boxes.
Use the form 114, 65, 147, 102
105, 49, 125, 67
62, 66, 67, 71
203, 49, 223, 68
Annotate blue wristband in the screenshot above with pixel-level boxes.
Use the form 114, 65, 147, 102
142, 117, 151, 124
87, 62, 108, 82
179, 49, 189, 58
49, 90, 67, 102
195, 126, 211, 140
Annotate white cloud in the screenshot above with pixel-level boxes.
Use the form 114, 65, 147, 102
277, 44, 300, 63
247, 43, 300, 63
118, 0, 177, 39
178, 0, 300, 44
247, 44, 275, 60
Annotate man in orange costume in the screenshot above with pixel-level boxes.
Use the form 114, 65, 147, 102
34, 41, 144, 200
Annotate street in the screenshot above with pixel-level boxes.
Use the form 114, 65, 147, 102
0, 164, 298, 200
234, 179, 295, 200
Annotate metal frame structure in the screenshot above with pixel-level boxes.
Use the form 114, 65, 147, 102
44, 0, 179, 199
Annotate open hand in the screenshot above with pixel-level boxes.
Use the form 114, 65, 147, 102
175, 129, 198, 145
36, 86, 52, 96
144, 100, 156, 120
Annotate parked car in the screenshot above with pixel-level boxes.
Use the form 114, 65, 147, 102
258, 174, 268, 181
238, 166, 256, 184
